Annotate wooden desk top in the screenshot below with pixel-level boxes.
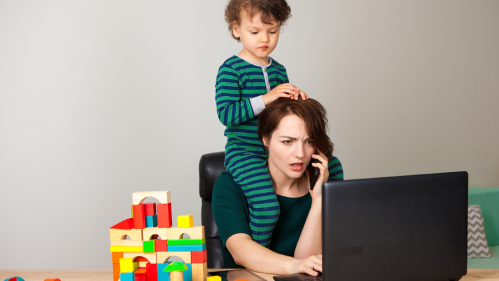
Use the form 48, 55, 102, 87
1, 269, 498, 281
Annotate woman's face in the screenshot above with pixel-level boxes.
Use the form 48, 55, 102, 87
263, 114, 316, 181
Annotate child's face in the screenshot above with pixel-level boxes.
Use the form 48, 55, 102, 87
233, 10, 280, 63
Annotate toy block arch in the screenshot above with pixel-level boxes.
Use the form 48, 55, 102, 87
123, 252, 157, 264
133, 191, 171, 205
157, 251, 191, 264
167, 226, 204, 240
143, 227, 168, 240
110, 228, 142, 241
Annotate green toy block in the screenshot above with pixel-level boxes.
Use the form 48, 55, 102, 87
143, 239, 156, 253
167, 238, 205, 245
131, 205, 133, 218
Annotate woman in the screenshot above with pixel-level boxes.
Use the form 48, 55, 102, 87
212, 97, 343, 276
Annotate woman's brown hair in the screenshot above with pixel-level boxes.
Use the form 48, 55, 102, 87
225, 0, 292, 42
258, 97, 334, 161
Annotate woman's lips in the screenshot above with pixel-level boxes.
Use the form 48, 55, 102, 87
290, 163, 303, 171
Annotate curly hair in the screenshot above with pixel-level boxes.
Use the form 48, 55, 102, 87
225, 0, 292, 42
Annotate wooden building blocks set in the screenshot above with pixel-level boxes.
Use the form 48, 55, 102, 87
109, 191, 207, 281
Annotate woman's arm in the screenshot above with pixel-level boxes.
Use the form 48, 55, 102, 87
293, 199, 322, 258
226, 233, 322, 276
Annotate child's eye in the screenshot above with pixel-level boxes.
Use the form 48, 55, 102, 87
251, 31, 258, 34
270, 31, 276, 34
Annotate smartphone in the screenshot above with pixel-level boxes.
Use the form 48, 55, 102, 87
308, 152, 320, 190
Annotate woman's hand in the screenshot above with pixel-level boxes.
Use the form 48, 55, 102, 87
288, 255, 322, 276
310, 152, 329, 201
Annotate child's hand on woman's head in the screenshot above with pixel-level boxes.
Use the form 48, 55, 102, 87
263, 83, 303, 105
290, 89, 309, 101
310, 152, 329, 201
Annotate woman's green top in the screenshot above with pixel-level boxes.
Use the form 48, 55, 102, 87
212, 172, 312, 268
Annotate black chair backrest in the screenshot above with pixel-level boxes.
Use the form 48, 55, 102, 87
199, 151, 226, 269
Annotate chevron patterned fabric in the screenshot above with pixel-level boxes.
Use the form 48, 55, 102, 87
468, 205, 492, 258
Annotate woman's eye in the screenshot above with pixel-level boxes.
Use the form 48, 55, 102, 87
306, 140, 315, 145
283, 140, 291, 144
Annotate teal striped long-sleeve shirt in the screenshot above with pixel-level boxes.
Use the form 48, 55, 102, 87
215, 55, 289, 146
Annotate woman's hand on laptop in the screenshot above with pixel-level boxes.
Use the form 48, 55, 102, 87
288, 254, 322, 276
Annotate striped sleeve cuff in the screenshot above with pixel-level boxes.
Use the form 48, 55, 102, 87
249, 95, 265, 116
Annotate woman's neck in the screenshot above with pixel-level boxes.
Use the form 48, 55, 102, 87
268, 162, 309, 197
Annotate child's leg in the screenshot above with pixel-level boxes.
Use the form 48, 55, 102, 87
225, 144, 278, 247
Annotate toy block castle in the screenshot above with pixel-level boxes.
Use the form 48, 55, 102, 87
109, 191, 207, 281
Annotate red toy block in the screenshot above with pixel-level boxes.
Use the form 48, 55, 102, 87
111, 218, 134, 229
113, 263, 120, 281
146, 262, 158, 281
44, 279, 61, 281
157, 203, 172, 228
155, 239, 168, 252
112, 252, 123, 263
135, 256, 149, 262
144, 203, 156, 216
135, 272, 146, 281
192, 249, 207, 263
132, 204, 146, 229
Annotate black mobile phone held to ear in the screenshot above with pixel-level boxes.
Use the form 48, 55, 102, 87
308, 157, 320, 190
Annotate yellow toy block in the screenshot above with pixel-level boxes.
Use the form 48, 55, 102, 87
178, 215, 193, 228
207, 276, 221, 281
110, 246, 143, 252
119, 258, 138, 273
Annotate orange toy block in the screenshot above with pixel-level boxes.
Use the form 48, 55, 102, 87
157, 203, 172, 228
112, 252, 123, 263
111, 218, 134, 229
132, 204, 146, 229
112, 263, 120, 281
191, 249, 207, 263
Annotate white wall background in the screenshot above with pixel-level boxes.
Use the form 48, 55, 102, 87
0, 0, 498, 269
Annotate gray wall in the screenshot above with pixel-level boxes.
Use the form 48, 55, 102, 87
0, 0, 498, 269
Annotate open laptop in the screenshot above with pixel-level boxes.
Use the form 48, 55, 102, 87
274, 171, 468, 281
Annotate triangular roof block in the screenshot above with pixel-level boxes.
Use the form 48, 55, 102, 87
110, 218, 135, 229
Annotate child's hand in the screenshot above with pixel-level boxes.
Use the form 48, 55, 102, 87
263, 83, 299, 105
290, 90, 309, 101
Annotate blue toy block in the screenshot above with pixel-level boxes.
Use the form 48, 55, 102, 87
146, 214, 158, 227
120, 272, 135, 281
157, 262, 171, 281
167, 244, 206, 252
183, 263, 192, 281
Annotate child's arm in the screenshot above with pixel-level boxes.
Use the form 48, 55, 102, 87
215, 67, 257, 126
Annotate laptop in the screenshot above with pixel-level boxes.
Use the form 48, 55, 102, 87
274, 171, 468, 281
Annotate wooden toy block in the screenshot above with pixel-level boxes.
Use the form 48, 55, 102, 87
111, 218, 135, 229
157, 263, 171, 281
146, 262, 158, 281
144, 203, 156, 216
111, 240, 144, 247
143, 240, 156, 253
143, 227, 168, 240
167, 238, 205, 246
146, 214, 158, 227
191, 262, 207, 281
167, 226, 204, 240
191, 250, 207, 264
110, 246, 143, 253
123, 252, 157, 264
120, 272, 135, 281
184, 263, 192, 281
157, 203, 172, 228
110, 228, 142, 241
119, 258, 137, 273
207, 276, 221, 281
167, 244, 205, 252
156, 239, 168, 252
132, 204, 146, 229
112, 252, 124, 263
157, 251, 191, 264
138, 261, 149, 267
133, 191, 171, 205
178, 215, 193, 228
113, 263, 120, 281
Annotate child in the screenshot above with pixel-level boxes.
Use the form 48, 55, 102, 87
215, 0, 343, 247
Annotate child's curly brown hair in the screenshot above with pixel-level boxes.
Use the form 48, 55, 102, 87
225, 0, 292, 42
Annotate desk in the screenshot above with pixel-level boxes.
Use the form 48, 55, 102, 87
1, 269, 498, 281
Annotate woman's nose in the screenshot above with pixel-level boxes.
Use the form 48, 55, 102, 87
295, 144, 305, 158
